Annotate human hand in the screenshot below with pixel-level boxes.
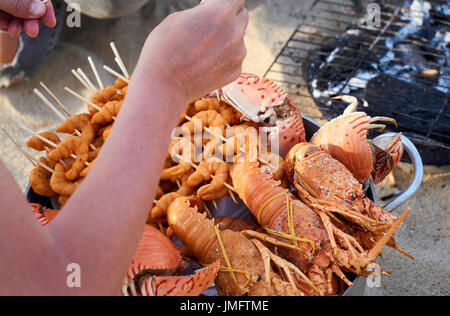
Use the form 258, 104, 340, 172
135, 0, 249, 104
0, 0, 57, 38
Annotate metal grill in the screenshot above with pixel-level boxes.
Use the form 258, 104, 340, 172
265, 0, 450, 165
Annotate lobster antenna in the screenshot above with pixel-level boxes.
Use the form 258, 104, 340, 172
368, 208, 411, 261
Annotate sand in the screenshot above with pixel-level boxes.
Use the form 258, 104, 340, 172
0, 0, 448, 296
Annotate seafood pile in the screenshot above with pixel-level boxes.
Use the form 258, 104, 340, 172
23, 64, 412, 296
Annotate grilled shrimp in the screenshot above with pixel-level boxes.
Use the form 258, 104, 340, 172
89, 85, 117, 114
187, 158, 229, 200
56, 113, 95, 145
160, 138, 195, 182
194, 98, 238, 125
48, 136, 89, 181
182, 110, 226, 134
26, 132, 61, 152
151, 173, 194, 220
50, 163, 82, 196
29, 157, 56, 197
92, 100, 122, 125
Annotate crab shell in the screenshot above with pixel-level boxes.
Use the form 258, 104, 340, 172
30, 203, 60, 227
370, 133, 404, 184
222, 73, 306, 157
124, 225, 181, 288
123, 225, 219, 296
139, 260, 220, 296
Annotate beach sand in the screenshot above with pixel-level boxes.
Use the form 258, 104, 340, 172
0, 0, 448, 296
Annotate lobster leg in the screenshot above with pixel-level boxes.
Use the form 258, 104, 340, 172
241, 230, 305, 252
251, 239, 318, 295
331, 264, 353, 287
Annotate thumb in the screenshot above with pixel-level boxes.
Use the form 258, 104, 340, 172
0, 0, 46, 19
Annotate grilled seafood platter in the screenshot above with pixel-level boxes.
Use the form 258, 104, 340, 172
22, 62, 413, 296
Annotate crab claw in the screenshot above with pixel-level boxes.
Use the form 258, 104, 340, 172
30, 203, 60, 227
371, 133, 404, 184
222, 73, 306, 157
311, 96, 399, 183
140, 260, 220, 296
123, 225, 182, 296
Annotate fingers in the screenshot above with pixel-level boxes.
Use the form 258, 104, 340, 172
40, 1, 56, 27
0, 12, 12, 31
0, 0, 47, 19
8, 18, 22, 37
23, 18, 39, 37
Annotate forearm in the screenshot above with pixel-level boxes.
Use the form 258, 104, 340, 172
0, 0, 248, 295
46, 69, 185, 295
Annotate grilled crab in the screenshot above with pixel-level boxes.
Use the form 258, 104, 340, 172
221, 73, 306, 157
123, 225, 220, 296
311, 96, 404, 183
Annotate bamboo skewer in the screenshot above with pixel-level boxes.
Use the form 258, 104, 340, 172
40, 82, 71, 117
2, 129, 55, 173
103, 65, 129, 83
88, 57, 104, 90
77, 68, 97, 93
18, 125, 90, 167
2, 129, 37, 167
34, 88, 97, 151
33, 89, 67, 122
64, 86, 117, 120
71, 69, 95, 93
110, 42, 130, 78
64, 87, 102, 112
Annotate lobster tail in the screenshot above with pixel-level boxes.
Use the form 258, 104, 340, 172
230, 163, 289, 226
167, 197, 217, 262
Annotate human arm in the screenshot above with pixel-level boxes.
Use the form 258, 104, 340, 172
0, 0, 248, 295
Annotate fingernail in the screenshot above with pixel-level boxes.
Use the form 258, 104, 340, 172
29, 1, 46, 17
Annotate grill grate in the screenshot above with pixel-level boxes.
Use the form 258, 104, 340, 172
265, 0, 450, 165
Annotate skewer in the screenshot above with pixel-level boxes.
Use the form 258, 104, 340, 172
64, 87, 103, 113
33, 89, 67, 122
40, 82, 71, 117
2, 129, 55, 173
18, 125, 90, 167
71, 69, 95, 93
110, 42, 130, 78
103, 65, 129, 83
184, 114, 276, 170
212, 200, 218, 210
88, 57, 104, 90
34, 88, 97, 150
2, 129, 37, 167
77, 68, 97, 93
